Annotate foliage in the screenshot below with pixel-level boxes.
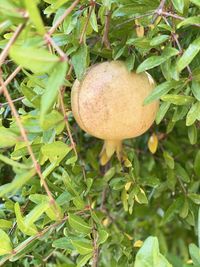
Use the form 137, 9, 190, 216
0, 0, 200, 266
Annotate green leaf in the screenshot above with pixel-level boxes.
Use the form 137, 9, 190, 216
177, 37, 200, 72
186, 102, 200, 126
125, 54, 135, 71
190, 0, 200, 7
156, 102, 171, 124
150, 35, 169, 46
144, 80, 181, 105
41, 110, 65, 134
0, 127, 19, 148
0, 219, 12, 229
177, 16, 200, 28
189, 244, 200, 265
77, 253, 93, 267
24, 202, 49, 226
175, 163, 190, 183
90, 7, 98, 32
24, 0, 45, 35
188, 193, 200, 205
68, 213, 92, 234
137, 47, 179, 73
162, 197, 183, 224
194, 150, 200, 177
137, 56, 166, 73
135, 188, 148, 204
0, 168, 36, 197
70, 239, 93, 255
72, 45, 88, 81
191, 81, 200, 101
41, 141, 72, 163
121, 189, 128, 212
0, 229, 13, 256
9, 45, 59, 73
188, 124, 197, 145
163, 151, 174, 169
135, 236, 172, 267
97, 230, 109, 245
51, 0, 71, 10
171, 0, 184, 13
179, 198, 189, 218
40, 62, 68, 122
52, 237, 74, 250
161, 94, 194, 105
15, 203, 38, 236
0, 154, 30, 169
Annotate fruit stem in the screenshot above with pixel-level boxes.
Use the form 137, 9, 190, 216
100, 140, 122, 165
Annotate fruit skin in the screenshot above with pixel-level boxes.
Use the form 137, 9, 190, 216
71, 60, 159, 164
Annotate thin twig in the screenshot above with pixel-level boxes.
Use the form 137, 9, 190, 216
161, 11, 200, 27
0, 71, 60, 218
152, 0, 167, 23
0, 24, 25, 67
79, 5, 95, 44
177, 176, 187, 196
58, 89, 77, 158
0, 216, 68, 266
48, 0, 81, 35
116, 12, 154, 29
0, 96, 24, 107
45, 34, 69, 61
162, 16, 193, 79
102, 9, 111, 49
0, 66, 21, 94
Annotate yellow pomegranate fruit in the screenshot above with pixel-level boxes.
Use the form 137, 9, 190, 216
71, 60, 159, 165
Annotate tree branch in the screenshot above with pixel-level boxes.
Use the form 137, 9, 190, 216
0, 24, 25, 67
0, 66, 21, 94
102, 9, 111, 49
79, 5, 95, 44
58, 89, 78, 158
48, 0, 81, 35
0, 70, 60, 218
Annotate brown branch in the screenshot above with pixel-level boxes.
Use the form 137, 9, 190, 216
152, 0, 167, 23
0, 70, 60, 219
161, 11, 200, 27
116, 12, 154, 29
92, 228, 99, 267
0, 215, 69, 266
102, 9, 111, 49
48, 0, 81, 35
162, 16, 193, 79
45, 34, 69, 61
79, 5, 94, 44
0, 24, 25, 67
0, 66, 21, 94
58, 89, 78, 158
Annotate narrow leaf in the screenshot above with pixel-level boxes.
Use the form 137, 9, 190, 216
68, 213, 92, 234
161, 94, 194, 105
24, 0, 45, 35
71, 239, 93, 255
177, 37, 200, 72
177, 16, 200, 28
9, 45, 59, 73
144, 80, 181, 105
40, 62, 68, 122
0, 229, 13, 256
0, 168, 36, 197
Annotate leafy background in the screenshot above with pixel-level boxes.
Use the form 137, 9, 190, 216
0, 0, 200, 266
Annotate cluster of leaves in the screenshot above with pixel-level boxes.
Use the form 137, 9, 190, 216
0, 0, 200, 266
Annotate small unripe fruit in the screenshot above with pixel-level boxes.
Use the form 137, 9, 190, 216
71, 60, 159, 164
